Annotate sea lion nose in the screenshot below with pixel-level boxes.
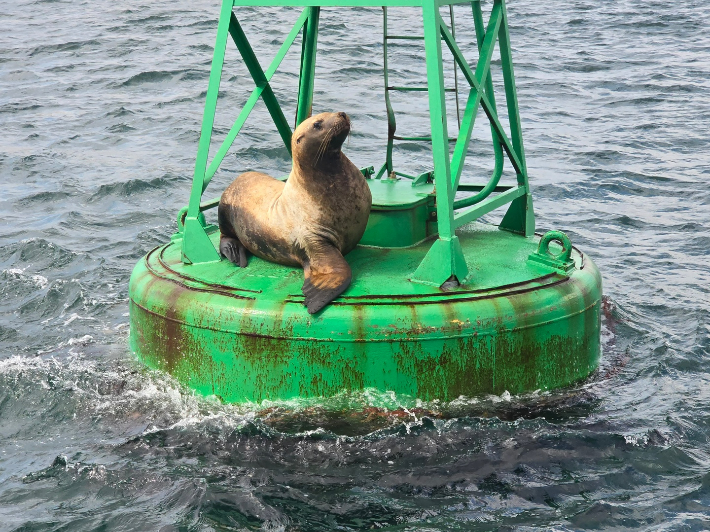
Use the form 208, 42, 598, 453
338, 112, 347, 120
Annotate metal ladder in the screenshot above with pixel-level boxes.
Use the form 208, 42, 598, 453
378, 6, 462, 180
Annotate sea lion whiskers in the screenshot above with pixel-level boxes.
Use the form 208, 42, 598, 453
315, 120, 349, 165
315, 125, 341, 165
315, 129, 334, 165
312, 127, 331, 163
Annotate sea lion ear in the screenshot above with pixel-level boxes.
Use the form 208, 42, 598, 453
301, 243, 352, 314
296, 135, 304, 144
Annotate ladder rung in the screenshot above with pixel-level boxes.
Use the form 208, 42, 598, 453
386, 35, 424, 40
384, 36, 455, 42
387, 86, 457, 92
393, 135, 458, 142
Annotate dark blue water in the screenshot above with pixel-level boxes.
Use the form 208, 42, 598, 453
1, 0, 709, 529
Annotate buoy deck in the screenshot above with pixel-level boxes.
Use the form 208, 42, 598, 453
152, 222, 579, 302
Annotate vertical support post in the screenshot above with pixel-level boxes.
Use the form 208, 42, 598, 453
182, 0, 233, 264
296, 7, 320, 127
497, 0, 535, 236
422, 4, 453, 242
412, 0, 469, 286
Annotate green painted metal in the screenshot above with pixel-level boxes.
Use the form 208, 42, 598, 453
180, 0, 233, 265
440, 18, 523, 177
296, 7, 320, 125
496, 0, 535, 236
202, 11, 308, 190
452, 0, 504, 210
234, 0, 421, 6
359, 180, 435, 247
528, 230, 576, 273
130, 221, 602, 402
449, 0, 500, 192
411, 0, 469, 286
229, 13, 293, 155
454, 185, 524, 227
449, 5, 462, 129
128, 0, 602, 403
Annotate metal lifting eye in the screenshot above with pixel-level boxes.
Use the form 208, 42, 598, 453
313, 121, 323, 130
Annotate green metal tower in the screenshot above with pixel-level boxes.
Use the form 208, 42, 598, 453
180, 0, 534, 288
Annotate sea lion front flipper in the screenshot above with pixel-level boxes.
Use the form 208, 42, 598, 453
301, 243, 352, 314
219, 234, 248, 268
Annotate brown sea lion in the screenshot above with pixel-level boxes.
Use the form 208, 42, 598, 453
217, 112, 372, 314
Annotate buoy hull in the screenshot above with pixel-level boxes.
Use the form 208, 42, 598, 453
129, 223, 601, 402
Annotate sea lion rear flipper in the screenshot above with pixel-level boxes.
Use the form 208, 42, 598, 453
220, 234, 248, 268
301, 244, 352, 314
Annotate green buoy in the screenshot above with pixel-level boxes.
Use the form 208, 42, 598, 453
129, 0, 602, 403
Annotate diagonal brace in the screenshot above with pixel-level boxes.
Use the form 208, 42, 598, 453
445, 1, 502, 191
201, 9, 309, 193
229, 13, 292, 153
439, 17, 524, 177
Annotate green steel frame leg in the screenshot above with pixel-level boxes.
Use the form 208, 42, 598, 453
497, 0, 534, 236
296, 7, 320, 126
411, 0, 469, 287
182, 0, 233, 264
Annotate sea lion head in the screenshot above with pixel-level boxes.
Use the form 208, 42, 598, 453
292, 112, 351, 169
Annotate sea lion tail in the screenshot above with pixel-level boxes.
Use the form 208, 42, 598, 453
301, 243, 352, 314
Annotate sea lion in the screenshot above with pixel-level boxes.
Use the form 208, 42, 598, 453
217, 111, 372, 314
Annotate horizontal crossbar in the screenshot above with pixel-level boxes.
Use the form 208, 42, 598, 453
388, 86, 457, 92
232, 0, 476, 5
188, 182, 512, 211
394, 135, 458, 142
386, 35, 424, 40
457, 183, 512, 192
233, 0, 422, 6
453, 185, 525, 228
440, 0, 485, 4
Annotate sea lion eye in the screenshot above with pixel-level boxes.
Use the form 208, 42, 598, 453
313, 121, 323, 130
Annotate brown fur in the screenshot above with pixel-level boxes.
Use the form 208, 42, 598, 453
218, 112, 372, 313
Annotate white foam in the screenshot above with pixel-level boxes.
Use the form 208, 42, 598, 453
36, 335, 95, 355
67, 335, 93, 346
62, 313, 98, 326
3, 267, 49, 289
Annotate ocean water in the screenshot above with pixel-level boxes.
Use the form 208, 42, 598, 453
1, 0, 709, 529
